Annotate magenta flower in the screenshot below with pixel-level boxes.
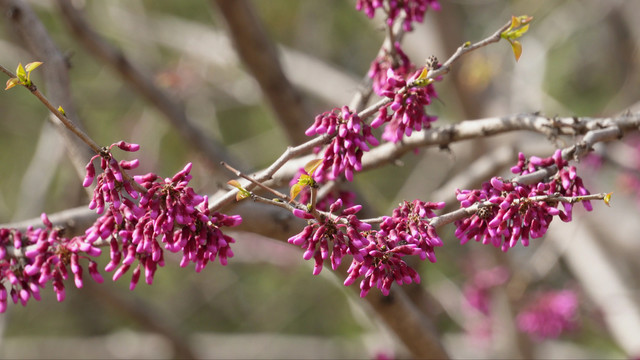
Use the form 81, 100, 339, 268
344, 200, 444, 297
344, 230, 422, 297
82, 144, 241, 289
306, 106, 379, 181
356, 0, 441, 31
369, 42, 414, 97
0, 213, 102, 312
371, 67, 438, 143
84, 141, 140, 214
288, 199, 371, 275
516, 290, 580, 340
97, 163, 242, 288
455, 150, 592, 251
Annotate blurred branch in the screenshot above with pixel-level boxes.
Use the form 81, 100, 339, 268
432, 144, 517, 206
0, 0, 95, 192
54, 0, 242, 177
211, 0, 311, 145
13, 122, 65, 220
83, 281, 198, 359
363, 289, 449, 359
550, 218, 640, 357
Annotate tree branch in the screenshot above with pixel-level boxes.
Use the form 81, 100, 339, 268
54, 0, 242, 177
211, 0, 311, 146
0, 0, 95, 189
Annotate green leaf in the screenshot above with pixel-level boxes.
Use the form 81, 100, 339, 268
16, 63, 26, 82
512, 24, 530, 38
509, 40, 523, 61
227, 179, 242, 189
604, 192, 613, 207
25, 61, 43, 72
227, 180, 250, 201
57, 106, 66, 116
416, 67, 429, 81
304, 159, 323, 176
5, 78, 19, 90
236, 191, 250, 202
289, 183, 304, 202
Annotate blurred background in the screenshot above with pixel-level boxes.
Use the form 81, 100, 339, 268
0, 0, 639, 358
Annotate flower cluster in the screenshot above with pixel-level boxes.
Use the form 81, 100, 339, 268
85, 141, 141, 214
516, 289, 580, 340
345, 200, 444, 297
305, 106, 379, 181
511, 150, 593, 218
356, 0, 441, 31
454, 150, 592, 251
0, 141, 243, 310
369, 42, 414, 96
0, 214, 103, 312
288, 199, 370, 275
371, 67, 438, 143
83, 153, 241, 289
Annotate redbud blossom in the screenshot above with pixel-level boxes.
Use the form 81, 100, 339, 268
368, 42, 414, 97
0, 214, 103, 312
288, 200, 370, 275
356, 0, 440, 31
2, 142, 243, 312
345, 200, 444, 297
455, 151, 593, 251
371, 67, 438, 143
306, 106, 378, 181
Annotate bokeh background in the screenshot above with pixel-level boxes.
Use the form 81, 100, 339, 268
1, 0, 639, 358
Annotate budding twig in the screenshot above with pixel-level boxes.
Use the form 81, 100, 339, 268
220, 161, 291, 203
210, 18, 524, 212
429, 192, 610, 229
1, 64, 102, 154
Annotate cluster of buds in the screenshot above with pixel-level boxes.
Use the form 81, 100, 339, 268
0, 214, 103, 312
371, 67, 438, 143
356, 0, 441, 31
83, 146, 242, 289
369, 42, 414, 96
345, 200, 444, 297
0, 142, 243, 309
85, 141, 141, 214
305, 106, 379, 181
455, 150, 592, 251
288, 199, 370, 275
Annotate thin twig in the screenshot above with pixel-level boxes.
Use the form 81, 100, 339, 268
1, 64, 101, 153
221, 161, 290, 202
429, 193, 610, 229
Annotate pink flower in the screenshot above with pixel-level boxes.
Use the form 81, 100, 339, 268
356, 0, 441, 31
463, 266, 510, 315
288, 200, 370, 275
0, 213, 103, 312
306, 106, 378, 181
455, 151, 592, 251
517, 290, 580, 340
371, 67, 438, 143
344, 200, 444, 297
